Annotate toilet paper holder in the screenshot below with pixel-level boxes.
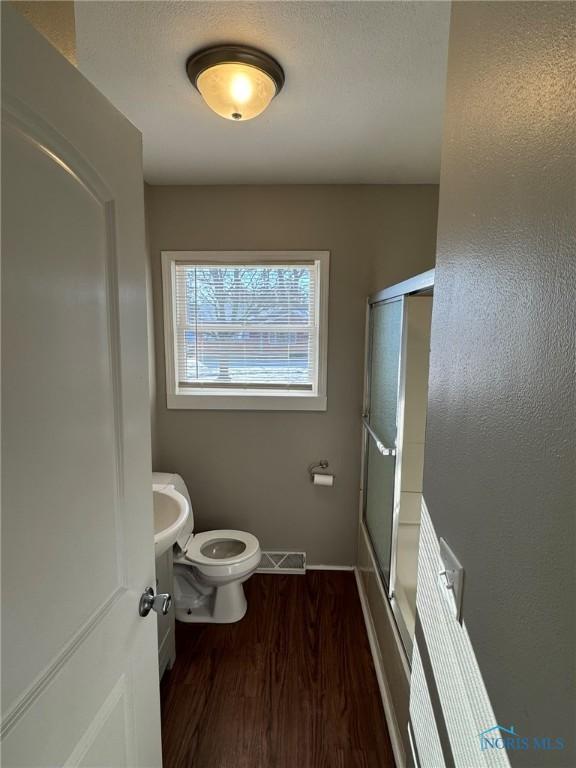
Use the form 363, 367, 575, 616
308, 460, 333, 482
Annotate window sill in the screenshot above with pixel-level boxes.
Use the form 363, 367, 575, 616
166, 391, 327, 411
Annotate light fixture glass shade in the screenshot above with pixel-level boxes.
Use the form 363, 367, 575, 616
196, 62, 277, 121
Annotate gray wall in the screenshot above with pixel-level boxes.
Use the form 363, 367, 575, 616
10, 1, 76, 65
147, 185, 438, 565
370, 186, 439, 293
419, 2, 575, 765
144, 184, 157, 466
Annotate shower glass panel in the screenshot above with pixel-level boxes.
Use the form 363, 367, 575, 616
364, 437, 396, 586
363, 297, 403, 591
369, 299, 403, 447
362, 270, 434, 662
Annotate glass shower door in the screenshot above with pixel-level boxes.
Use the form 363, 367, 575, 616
363, 297, 403, 591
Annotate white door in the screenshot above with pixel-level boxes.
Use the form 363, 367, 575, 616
1, 7, 162, 767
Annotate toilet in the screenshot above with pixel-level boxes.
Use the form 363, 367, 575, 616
152, 473, 260, 623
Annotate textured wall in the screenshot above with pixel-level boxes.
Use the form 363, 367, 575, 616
417, 2, 575, 766
147, 185, 438, 565
411, 504, 511, 768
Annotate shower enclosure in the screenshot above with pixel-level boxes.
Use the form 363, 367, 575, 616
361, 270, 433, 658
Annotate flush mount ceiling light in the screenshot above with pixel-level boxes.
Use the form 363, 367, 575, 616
186, 45, 284, 122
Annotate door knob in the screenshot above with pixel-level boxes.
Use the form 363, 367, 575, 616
139, 586, 172, 617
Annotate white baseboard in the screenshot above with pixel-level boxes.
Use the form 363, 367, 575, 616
354, 567, 406, 768
306, 564, 355, 571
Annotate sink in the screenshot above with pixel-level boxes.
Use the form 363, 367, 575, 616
152, 484, 190, 558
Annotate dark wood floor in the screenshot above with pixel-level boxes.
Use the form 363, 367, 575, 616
160, 571, 395, 768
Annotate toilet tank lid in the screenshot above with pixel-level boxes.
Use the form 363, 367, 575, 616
152, 472, 194, 546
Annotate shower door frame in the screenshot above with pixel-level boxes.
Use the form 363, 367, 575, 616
360, 268, 434, 660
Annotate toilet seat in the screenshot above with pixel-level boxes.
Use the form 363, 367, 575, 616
184, 529, 260, 567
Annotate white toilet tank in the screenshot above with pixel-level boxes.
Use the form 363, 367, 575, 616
152, 472, 194, 547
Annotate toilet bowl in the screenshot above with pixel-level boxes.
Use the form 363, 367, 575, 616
152, 473, 260, 623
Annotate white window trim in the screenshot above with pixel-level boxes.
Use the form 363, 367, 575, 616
161, 250, 329, 411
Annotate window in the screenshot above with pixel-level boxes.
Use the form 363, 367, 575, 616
162, 251, 329, 410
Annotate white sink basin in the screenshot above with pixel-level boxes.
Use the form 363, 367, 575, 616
153, 484, 189, 559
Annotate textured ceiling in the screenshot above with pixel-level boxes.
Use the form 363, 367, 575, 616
75, 1, 450, 184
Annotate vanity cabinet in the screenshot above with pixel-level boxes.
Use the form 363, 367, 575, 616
155, 548, 176, 678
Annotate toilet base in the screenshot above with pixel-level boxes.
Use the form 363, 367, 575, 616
174, 567, 248, 624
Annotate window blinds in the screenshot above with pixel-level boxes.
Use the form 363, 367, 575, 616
174, 263, 319, 391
